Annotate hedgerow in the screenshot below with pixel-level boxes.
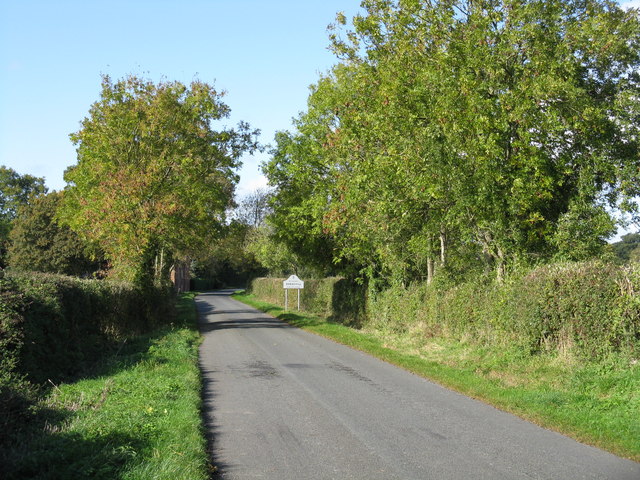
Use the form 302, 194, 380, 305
250, 261, 640, 360
368, 260, 640, 359
248, 276, 366, 325
0, 271, 175, 447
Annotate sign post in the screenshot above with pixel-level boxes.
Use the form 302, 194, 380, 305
283, 275, 304, 311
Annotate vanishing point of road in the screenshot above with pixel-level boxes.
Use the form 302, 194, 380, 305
197, 290, 640, 480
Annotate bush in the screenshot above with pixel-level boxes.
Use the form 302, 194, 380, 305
0, 277, 37, 447
4, 271, 174, 384
493, 261, 640, 357
251, 262, 640, 360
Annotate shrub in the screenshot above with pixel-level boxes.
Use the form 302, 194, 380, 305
0, 277, 37, 446
251, 262, 640, 360
494, 261, 640, 357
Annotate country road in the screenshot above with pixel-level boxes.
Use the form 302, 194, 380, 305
196, 290, 640, 480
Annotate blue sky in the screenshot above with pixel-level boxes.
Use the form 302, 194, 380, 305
0, 0, 363, 195
1, 0, 638, 203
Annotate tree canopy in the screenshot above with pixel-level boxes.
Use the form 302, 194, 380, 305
264, 0, 640, 284
60, 75, 258, 284
0, 166, 46, 267
8, 191, 101, 276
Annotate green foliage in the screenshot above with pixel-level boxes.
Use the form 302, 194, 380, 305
0, 278, 24, 377
367, 260, 640, 360
193, 220, 266, 289
0, 271, 177, 468
248, 276, 366, 325
612, 232, 640, 263
60, 74, 258, 284
2, 271, 174, 386
265, 0, 640, 283
8, 191, 102, 276
0, 166, 47, 267
262, 129, 345, 275
0, 277, 37, 446
251, 261, 640, 361
552, 201, 616, 261
244, 225, 320, 277
192, 189, 275, 289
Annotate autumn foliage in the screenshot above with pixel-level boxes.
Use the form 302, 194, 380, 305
60, 75, 258, 284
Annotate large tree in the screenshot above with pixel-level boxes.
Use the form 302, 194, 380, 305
230, 188, 272, 228
60, 75, 258, 284
266, 0, 640, 284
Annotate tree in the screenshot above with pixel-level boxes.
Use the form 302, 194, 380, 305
193, 220, 267, 288
59, 75, 258, 285
265, 0, 640, 284
264, 126, 345, 277
230, 188, 272, 228
244, 224, 319, 277
0, 167, 46, 266
612, 232, 640, 262
8, 191, 101, 276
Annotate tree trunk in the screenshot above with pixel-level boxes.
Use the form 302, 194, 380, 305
496, 246, 506, 283
427, 256, 434, 285
439, 227, 447, 267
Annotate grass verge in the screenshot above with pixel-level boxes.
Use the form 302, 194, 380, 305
2, 292, 209, 480
233, 291, 640, 462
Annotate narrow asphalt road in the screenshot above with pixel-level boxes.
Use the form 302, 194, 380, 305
197, 290, 640, 480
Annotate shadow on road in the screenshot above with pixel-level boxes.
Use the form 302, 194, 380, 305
199, 318, 294, 332
196, 290, 293, 333
196, 290, 290, 478
198, 367, 234, 479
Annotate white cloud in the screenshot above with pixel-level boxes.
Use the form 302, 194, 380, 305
236, 174, 269, 198
620, 1, 640, 10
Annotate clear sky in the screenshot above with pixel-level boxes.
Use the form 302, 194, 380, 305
1, 0, 638, 201
0, 0, 363, 196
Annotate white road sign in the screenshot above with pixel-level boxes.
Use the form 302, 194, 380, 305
283, 274, 304, 289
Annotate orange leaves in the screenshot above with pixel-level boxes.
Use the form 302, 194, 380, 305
61, 74, 257, 283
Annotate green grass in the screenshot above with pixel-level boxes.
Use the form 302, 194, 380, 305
233, 291, 640, 462
2, 292, 210, 480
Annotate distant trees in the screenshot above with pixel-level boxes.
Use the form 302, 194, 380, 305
8, 191, 101, 276
264, 0, 640, 284
0, 166, 46, 267
231, 188, 271, 228
192, 219, 267, 288
612, 232, 640, 263
59, 75, 258, 285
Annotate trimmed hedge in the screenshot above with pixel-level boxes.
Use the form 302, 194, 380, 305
368, 260, 640, 359
3, 271, 174, 384
250, 261, 640, 360
248, 276, 366, 325
0, 271, 175, 446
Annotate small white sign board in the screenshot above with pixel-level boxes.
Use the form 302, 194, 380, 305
283, 275, 304, 311
283, 275, 304, 289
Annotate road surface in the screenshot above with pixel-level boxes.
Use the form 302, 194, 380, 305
197, 290, 640, 479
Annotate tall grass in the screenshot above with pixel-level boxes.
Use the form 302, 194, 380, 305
367, 260, 640, 360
